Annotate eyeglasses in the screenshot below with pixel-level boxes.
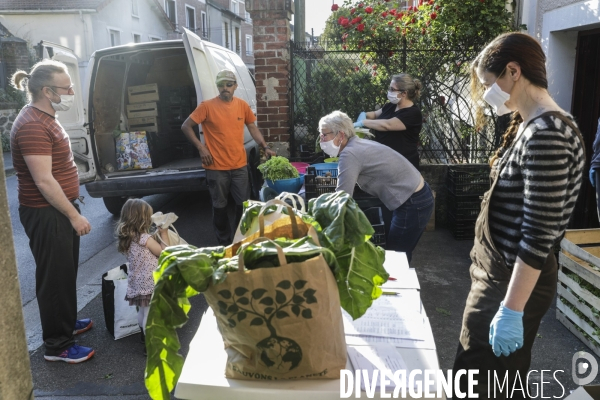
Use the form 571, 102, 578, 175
218, 82, 237, 88
388, 87, 405, 93
319, 130, 336, 140
50, 85, 74, 92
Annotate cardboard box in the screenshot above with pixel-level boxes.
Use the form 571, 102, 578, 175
128, 83, 159, 104
564, 385, 600, 399
128, 116, 160, 133
126, 102, 158, 118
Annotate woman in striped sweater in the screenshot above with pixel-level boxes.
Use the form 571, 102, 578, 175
453, 32, 585, 397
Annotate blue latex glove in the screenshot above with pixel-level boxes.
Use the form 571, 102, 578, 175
357, 112, 367, 123
591, 168, 596, 188
353, 120, 364, 129
489, 302, 524, 357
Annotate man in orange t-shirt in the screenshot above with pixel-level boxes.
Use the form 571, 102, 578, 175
182, 69, 275, 245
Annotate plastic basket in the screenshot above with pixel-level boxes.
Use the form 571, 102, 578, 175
310, 163, 339, 177
363, 207, 386, 247
447, 192, 483, 219
304, 174, 337, 200
448, 211, 476, 240
266, 175, 305, 194
291, 162, 310, 175
447, 165, 491, 196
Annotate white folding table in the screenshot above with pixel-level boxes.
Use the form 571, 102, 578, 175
175, 251, 446, 400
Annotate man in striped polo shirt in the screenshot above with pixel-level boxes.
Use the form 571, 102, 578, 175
10, 60, 95, 363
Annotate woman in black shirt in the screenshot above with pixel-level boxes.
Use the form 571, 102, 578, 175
354, 74, 423, 169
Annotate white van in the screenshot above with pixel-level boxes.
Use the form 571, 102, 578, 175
41, 28, 261, 215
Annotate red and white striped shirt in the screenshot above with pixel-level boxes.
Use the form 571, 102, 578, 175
11, 106, 79, 207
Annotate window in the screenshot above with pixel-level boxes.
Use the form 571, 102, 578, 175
186, 5, 196, 30
131, 0, 139, 16
165, 0, 176, 24
201, 11, 208, 37
245, 35, 253, 56
235, 27, 240, 54
133, 33, 141, 43
109, 29, 121, 46
223, 22, 229, 49
149, 35, 162, 41
231, 0, 238, 14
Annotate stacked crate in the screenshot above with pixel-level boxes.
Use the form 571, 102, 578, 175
305, 164, 386, 247
446, 164, 490, 240
557, 229, 600, 357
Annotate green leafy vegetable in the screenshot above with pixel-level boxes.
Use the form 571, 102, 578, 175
145, 192, 389, 399
308, 191, 375, 250
257, 156, 299, 181
145, 245, 224, 400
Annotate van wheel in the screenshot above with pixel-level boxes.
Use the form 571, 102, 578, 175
103, 196, 128, 216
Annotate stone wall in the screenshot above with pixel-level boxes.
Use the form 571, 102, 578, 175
0, 108, 18, 152
0, 38, 30, 81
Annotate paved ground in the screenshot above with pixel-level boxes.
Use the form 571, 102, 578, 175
5, 150, 600, 399
25, 229, 600, 399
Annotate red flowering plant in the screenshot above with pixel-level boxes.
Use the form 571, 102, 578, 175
326, 0, 515, 53
308, 2, 518, 163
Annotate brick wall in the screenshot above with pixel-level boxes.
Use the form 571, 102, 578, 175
246, 0, 292, 154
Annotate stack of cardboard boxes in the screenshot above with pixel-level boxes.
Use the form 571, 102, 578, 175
124, 83, 171, 169
113, 83, 162, 171
127, 83, 160, 132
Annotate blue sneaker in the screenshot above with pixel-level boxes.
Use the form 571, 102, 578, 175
73, 318, 93, 335
44, 344, 95, 364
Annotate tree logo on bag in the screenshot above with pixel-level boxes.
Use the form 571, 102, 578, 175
216, 279, 317, 372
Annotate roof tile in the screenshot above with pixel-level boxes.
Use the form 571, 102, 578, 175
0, 0, 108, 11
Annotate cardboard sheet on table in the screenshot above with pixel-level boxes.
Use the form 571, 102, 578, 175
383, 251, 410, 275
347, 344, 414, 392
382, 268, 420, 290
373, 289, 422, 315
342, 309, 426, 340
345, 317, 437, 350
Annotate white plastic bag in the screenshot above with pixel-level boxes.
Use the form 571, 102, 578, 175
102, 265, 140, 340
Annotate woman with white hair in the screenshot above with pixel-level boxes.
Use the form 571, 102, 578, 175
318, 110, 434, 263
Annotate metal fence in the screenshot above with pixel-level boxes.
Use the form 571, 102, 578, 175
289, 40, 508, 163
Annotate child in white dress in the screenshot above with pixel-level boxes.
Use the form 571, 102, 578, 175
116, 199, 169, 337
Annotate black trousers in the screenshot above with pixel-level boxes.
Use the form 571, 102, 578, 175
206, 167, 250, 245
19, 203, 80, 355
453, 255, 557, 399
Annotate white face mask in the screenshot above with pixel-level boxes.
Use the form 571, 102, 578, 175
387, 91, 400, 105
320, 133, 341, 157
482, 82, 511, 116
48, 89, 75, 112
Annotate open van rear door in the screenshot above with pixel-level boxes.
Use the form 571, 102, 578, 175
182, 28, 219, 105
40, 41, 96, 184
183, 29, 257, 143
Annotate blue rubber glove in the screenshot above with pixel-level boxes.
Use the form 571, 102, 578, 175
590, 168, 596, 188
489, 302, 524, 357
357, 112, 367, 123
353, 120, 364, 129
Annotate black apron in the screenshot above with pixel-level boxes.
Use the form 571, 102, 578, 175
452, 126, 558, 399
